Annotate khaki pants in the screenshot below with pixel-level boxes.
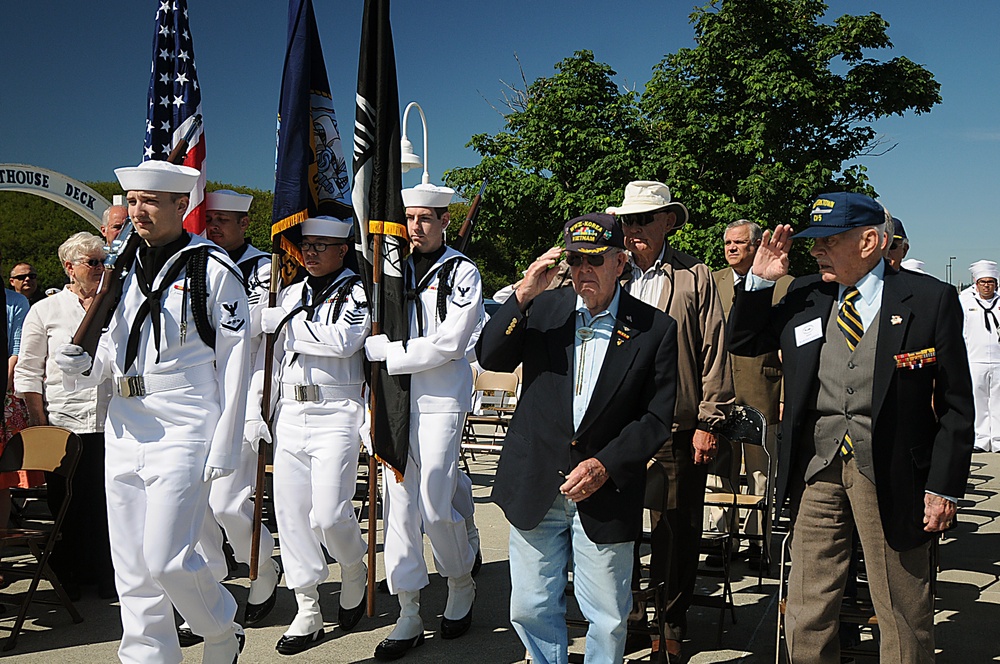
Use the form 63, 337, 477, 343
786, 456, 934, 663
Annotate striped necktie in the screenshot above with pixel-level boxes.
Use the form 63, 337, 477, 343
838, 287, 864, 351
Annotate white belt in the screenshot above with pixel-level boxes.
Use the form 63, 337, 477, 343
280, 383, 362, 402
115, 363, 216, 398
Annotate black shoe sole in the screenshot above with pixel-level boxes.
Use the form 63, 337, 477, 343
374, 633, 425, 661
276, 628, 325, 655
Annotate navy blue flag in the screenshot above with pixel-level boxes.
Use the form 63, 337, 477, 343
352, 0, 410, 480
273, 0, 352, 269
144, 0, 206, 234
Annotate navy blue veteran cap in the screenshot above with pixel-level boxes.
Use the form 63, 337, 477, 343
892, 217, 907, 240
564, 213, 625, 254
792, 192, 886, 239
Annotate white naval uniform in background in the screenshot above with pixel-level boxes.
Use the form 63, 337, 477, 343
961, 287, 1000, 451
260, 269, 370, 593
67, 235, 249, 664
197, 243, 277, 583
382, 246, 484, 594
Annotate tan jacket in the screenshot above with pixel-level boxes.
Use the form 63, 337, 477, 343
625, 243, 734, 433
713, 267, 792, 424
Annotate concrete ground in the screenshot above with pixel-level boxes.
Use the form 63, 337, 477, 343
2, 452, 999, 663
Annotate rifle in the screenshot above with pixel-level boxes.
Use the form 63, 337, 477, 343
71, 115, 203, 367
453, 178, 488, 254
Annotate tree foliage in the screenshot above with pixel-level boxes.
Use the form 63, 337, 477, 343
446, 0, 941, 287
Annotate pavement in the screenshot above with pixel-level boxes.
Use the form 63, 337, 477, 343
2, 452, 1000, 663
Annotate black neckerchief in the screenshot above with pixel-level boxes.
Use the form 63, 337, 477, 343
226, 242, 249, 264
127, 232, 192, 371
976, 295, 999, 332
412, 245, 446, 285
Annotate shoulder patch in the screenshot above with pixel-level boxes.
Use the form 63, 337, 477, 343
220, 300, 246, 332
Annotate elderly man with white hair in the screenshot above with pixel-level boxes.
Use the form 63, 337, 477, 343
961, 260, 1000, 452
54, 160, 249, 664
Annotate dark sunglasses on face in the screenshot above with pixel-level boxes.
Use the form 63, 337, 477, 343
11, 272, 37, 281
299, 241, 346, 253
618, 212, 657, 227
76, 258, 104, 268
566, 253, 607, 267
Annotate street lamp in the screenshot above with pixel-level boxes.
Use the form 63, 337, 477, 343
400, 101, 430, 185
947, 256, 957, 284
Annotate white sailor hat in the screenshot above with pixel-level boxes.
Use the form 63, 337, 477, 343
900, 258, 927, 275
206, 189, 253, 213
114, 160, 200, 193
970, 260, 999, 282
401, 183, 455, 209
301, 215, 353, 239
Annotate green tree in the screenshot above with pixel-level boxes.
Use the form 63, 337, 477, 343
446, 50, 649, 294
447, 1, 940, 283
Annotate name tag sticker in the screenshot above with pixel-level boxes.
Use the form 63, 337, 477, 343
794, 318, 824, 347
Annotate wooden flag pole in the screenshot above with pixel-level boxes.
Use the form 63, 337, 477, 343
366, 230, 385, 617
249, 236, 283, 581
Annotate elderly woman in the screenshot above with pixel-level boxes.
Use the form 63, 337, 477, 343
14, 232, 115, 600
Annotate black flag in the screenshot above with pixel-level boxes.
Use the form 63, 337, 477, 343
352, 0, 410, 480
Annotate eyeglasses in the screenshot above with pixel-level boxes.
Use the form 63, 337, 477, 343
75, 258, 104, 268
566, 253, 607, 267
618, 212, 658, 227
10, 272, 37, 281
299, 241, 346, 253
978, 279, 997, 286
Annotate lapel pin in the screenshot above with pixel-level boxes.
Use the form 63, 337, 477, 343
890, 315, 902, 326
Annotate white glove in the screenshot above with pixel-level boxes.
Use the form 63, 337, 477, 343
365, 334, 389, 362
54, 343, 93, 375
243, 419, 272, 454
203, 465, 234, 483
261, 307, 285, 335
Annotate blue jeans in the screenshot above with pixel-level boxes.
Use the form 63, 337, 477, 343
509, 494, 633, 664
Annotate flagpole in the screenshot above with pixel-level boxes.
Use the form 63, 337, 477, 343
366, 229, 385, 617
249, 236, 282, 581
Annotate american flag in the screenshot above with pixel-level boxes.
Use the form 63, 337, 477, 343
143, 0, 206, 234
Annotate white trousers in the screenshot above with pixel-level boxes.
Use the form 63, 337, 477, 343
383, 412, 475, 594
105, 437, 237, 664
196, 440, 276, 581
972, 362, 1000, 452
273, 397, 367, 591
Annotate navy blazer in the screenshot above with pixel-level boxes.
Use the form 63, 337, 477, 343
477, 287, 678, 544
727, 263, 974, 551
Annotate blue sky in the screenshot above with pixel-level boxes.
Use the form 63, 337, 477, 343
1, 1, 996, 283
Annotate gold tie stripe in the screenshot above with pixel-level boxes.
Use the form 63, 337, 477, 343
840, 432, 854, 458
838, 287, 864, 351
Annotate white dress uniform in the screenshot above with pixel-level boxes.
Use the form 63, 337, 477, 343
381, 245, 484, 594
264, 268, 371, 604
196, 241, 279, 592
960, 266, 1000, 452
67, 233, 250, 664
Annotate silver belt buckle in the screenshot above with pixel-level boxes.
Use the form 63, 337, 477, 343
118, 376, 146, 398
294, 384, 319, 402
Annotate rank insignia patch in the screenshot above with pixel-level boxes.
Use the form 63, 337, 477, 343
220, 301, 246, 332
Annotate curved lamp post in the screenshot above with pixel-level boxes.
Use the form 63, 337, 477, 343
400, 101, 430, 185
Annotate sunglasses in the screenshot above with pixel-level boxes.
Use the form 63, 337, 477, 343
618, 212, 659, 227
75, 258, 104, 268
566, 253, 608, 267
299, 241, 347, 253
10, 272, 37, 281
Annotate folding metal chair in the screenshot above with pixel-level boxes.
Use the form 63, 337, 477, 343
461, 370, 520, 470
0, 426, 84, 651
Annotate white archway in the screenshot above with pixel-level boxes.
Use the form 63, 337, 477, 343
0, 164, 111, 230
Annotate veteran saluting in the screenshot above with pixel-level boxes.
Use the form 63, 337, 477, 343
56, 160, 248, 664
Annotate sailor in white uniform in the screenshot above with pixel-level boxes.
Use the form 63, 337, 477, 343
171, 189, 279, 643
55, 160, 247, 664
256, 215, 370, 655
961, 260, 1000, 452
365, 183, 484, 660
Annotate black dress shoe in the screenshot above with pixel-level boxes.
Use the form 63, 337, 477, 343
338, 589, 366, 632
471, 548, 483, 578
374, 632, 424, 660
244, 567, 283, 626
275, 628, 325, 655
177, 626, 204, 647
440, 606, 473, 640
